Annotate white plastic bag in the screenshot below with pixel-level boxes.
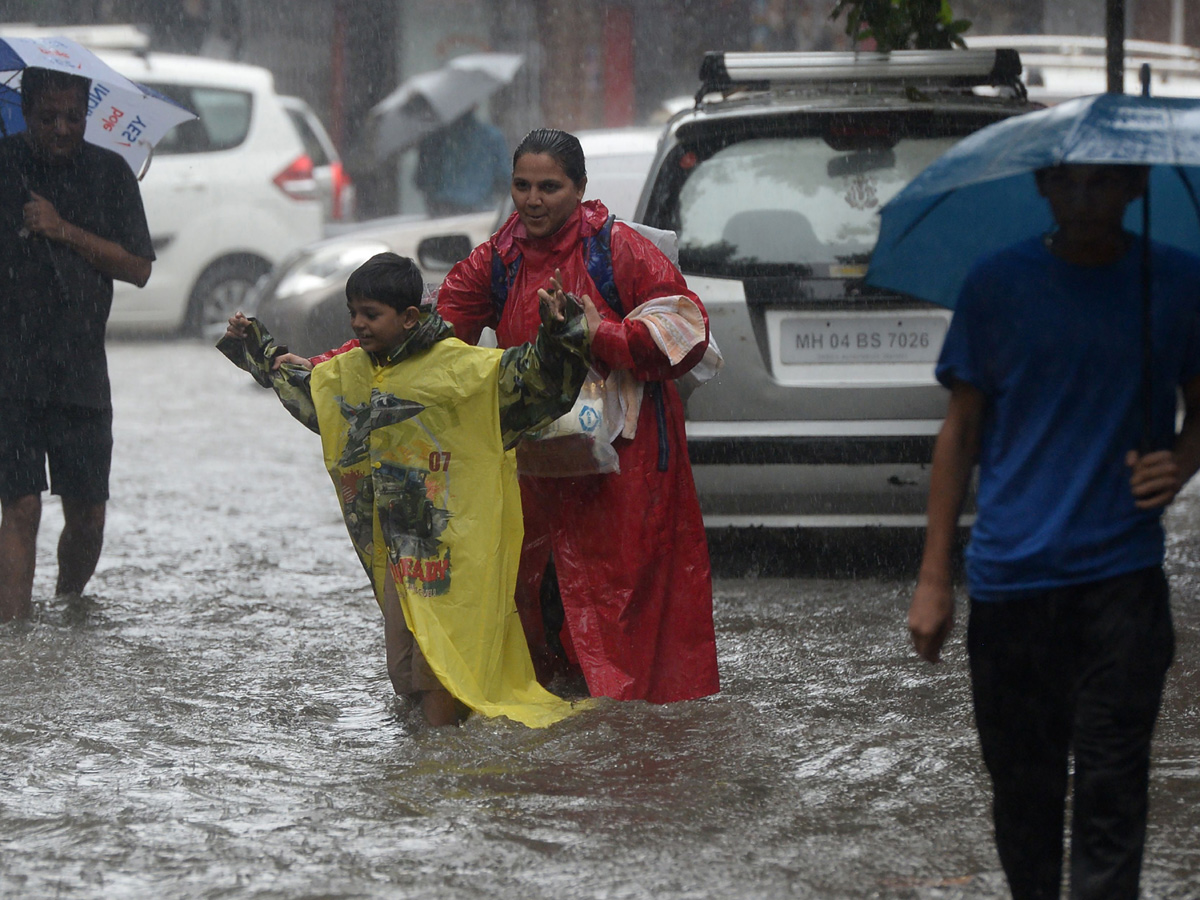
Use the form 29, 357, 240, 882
516, 368, 623, 477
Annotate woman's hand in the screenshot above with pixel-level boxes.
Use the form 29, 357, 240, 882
578, 293, 602, 336
272, 353, 313, 372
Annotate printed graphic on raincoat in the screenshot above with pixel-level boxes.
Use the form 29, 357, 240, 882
218, 311, 591, 728
438, 199, 721, 703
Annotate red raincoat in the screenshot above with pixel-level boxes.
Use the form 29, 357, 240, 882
437, 200, 720, 703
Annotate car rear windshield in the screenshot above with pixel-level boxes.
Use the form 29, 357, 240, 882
670, 134, 959, 276
148, 84, 253, 154
285, 108, 332, 166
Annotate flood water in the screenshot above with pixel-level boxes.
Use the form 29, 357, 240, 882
2, 340, 1198, 899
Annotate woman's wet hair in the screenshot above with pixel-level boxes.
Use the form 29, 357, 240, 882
21, 67, 91, 114
513, 128, 587, 186
345, 252, 424, 312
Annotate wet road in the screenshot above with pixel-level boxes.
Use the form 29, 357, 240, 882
1, 339, 1198, 899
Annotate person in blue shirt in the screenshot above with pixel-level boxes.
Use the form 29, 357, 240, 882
415, 109, 509, 217
909, 163, 1200, 900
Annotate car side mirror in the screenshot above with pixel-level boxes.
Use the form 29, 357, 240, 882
417, 234, 475, 271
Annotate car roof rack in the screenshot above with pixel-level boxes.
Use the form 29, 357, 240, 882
697, 48, 1023, 103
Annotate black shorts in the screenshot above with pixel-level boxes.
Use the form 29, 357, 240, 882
0, 402, 113, 503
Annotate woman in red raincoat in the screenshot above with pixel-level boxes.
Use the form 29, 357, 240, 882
437, 129, 719, 703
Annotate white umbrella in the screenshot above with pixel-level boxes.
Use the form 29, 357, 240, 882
369, 53, 523, 161
0, 35, 197, 177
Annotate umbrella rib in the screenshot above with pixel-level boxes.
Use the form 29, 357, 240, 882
1058, 102, 1089, 164
1172, 165, 1200, 224
891, 191, 954, 247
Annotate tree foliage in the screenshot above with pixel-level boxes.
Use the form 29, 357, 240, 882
830, 0, 972, 52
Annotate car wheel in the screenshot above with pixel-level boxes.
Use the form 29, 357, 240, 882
186, 255, 272, 338
418, 502, 434, 538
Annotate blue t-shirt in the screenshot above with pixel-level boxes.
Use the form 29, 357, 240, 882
937, 236, 1200, 600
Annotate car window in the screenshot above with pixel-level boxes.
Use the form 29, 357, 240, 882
583, 151, 656, 219
285, 107, 331, 166
146, 84, 253, 154
673, 135, 958, 273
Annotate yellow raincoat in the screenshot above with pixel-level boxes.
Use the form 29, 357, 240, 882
219, 312, 590, 728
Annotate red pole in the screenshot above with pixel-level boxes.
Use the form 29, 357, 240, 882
602, 6, 635, 127
330, 0, 347, 148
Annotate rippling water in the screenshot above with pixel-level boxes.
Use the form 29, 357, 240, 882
1, 341, 1198, 899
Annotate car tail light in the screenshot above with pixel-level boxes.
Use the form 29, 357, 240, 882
330, 160, 354, 221
273, 154, 318, 202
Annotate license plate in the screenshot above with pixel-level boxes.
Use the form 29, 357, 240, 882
780, 314, 948, 365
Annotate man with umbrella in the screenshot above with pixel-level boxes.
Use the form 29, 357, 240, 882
415, 106, 509, 217
907, 155, 1200, 896
0, 66, 154, 621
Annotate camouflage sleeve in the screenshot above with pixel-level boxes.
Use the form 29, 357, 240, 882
216, 318, 321, 434
497, 298, 592, 450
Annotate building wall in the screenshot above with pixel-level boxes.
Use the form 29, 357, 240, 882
7, 0, 1193, 219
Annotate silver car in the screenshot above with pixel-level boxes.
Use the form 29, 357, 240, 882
253, 126, 661, 357
637, 48, 1037, 529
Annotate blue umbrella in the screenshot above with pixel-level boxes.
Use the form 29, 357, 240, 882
866, 91, 1200, 310
866, 91, 1200, 449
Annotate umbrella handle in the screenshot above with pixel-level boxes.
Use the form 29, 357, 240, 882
1140, 150, 1153, 454
1138, 62, 1153, 454
136, 141, 154, 182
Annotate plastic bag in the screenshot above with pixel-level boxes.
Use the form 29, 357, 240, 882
517, 368, 622, 477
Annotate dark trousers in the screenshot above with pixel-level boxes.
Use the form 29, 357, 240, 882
967, 566, 1174, 900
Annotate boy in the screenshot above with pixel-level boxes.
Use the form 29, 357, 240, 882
219, 252, 592, 727
910, 164, 1200, 898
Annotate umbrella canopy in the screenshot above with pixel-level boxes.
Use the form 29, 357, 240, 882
0, 35, 196, 177
866, 92, 1200, 309
369, 53, 523, 161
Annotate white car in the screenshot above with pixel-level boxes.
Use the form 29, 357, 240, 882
253, 127, 662, 357
97, 51, 324, 336
280, 95, 356, 224
968, 35, 1200, 103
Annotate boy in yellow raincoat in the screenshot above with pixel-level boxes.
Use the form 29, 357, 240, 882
218, 252, 594, 728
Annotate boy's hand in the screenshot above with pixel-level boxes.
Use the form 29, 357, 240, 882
909, 577, 955, 664
1127, 449, 1184, 509
537, 268, 598, 334
537, 284, 567, 324
225, 311, 252, 341
537, 269, 581, 330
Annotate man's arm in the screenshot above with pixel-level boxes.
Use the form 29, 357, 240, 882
1127, 374, 1200, 508
23, 192, 151, 286
910, 380, 986, 664
496, 284, 592, 449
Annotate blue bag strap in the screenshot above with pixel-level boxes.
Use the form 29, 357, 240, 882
582, 216, 622, 318
489, 246, 521, 322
